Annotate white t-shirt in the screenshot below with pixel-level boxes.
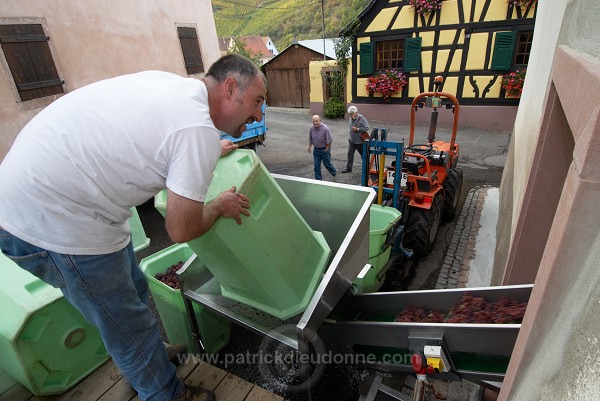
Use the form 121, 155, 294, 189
0, 71, 221, 255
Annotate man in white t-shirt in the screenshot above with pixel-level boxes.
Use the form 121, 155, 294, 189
0, 54, 266, 401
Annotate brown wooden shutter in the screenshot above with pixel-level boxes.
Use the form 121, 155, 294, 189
0, 24, 64, 101
177, 27, 204, 74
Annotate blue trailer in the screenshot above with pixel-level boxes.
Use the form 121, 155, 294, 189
219, 102, 267, 151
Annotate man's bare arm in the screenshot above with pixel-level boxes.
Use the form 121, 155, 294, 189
164, 186, 250, 243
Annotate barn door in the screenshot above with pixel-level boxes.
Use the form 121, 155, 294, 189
297, 66, 310, 108
264, 66, 309, 108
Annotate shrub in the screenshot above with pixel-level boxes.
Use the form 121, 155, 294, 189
323, 99, 346, 119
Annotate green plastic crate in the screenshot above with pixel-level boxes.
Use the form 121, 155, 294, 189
353, 204, 402, 293
129, 206, 151, 252
0, 253, 108, 396
0, 366, 18, 395
186, 150, 332, 320
154, 190, 167, 218
139, 243, 230, 355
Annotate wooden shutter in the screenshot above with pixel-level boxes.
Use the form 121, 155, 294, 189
491, 31, 516, 70
403, 37, 422, 72
177, 27, 204, 74
359, 42, 373, 75
0, 24, 63, 101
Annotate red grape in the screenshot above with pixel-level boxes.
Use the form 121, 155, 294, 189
155, 261, 184, 289
394, 293, 528, 324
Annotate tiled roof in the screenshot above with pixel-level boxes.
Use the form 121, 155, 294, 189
237, 35, 273, 58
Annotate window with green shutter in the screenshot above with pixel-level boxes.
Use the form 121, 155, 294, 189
359, 42, 373, 75
403, 37, 422, 72
0, 24, 64, 102
177, 26, 204, 75
491, 31, 516, 70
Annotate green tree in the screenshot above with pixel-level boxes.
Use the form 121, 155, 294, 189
335, 19, 360, 77
228, 38, 262, 66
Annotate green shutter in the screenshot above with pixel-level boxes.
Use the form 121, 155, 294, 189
491, 31, 516, 70
359, 42, 373, 75
403, 37, 422, 72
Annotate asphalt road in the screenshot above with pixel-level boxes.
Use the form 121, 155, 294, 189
259, 106, 510, 292
136, 106, 511, 400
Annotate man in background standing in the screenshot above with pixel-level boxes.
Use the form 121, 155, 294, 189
308, 115, 337, 180
342, 105, 369, 173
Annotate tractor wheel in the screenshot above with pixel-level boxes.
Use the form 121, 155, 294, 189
442, 168, 463, 220
403, 195, 443, 255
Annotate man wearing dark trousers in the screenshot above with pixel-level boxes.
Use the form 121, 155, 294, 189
342, 105, 369, 173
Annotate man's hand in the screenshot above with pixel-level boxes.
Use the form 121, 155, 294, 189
216, 186, 250, 225
307, 145, 312, 153
164, 186, 250, 243
220, 140, 238, 157
352, 126, 359, 132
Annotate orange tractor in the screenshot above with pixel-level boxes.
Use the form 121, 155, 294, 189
362, 76, 463, 254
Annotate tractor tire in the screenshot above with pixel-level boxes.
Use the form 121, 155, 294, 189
442, 168, 463, 221
403, 194, 443, 255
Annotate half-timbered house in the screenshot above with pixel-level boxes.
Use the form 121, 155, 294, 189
313, 0, 537, 129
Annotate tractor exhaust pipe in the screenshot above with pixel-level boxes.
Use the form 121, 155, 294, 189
428, 108, 438, 143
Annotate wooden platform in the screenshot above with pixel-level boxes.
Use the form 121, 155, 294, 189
1, 358, 286, 401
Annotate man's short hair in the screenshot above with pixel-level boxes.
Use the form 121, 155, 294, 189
205, 54, 266, 90
347, 105, 358, 114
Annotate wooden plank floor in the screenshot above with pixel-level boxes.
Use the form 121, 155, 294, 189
0, 358, 286, 401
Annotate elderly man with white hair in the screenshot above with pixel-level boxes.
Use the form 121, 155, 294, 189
342, 105, 370, 173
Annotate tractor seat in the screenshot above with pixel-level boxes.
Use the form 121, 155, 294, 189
402, 155, 424, 175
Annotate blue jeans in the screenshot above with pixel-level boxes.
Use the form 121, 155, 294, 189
0, 229, 184, 401
313, 148, 337, 180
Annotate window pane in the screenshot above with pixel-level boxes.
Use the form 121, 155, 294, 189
515, 30, 533, 66
376, 40, 404, 70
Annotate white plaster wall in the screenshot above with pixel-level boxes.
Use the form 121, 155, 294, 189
0, 0, 221, 160
507, 0, 568, 241
501, 0, 600, 398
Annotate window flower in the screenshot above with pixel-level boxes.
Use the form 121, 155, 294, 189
366, 70, 408, 102
508, 0, 537, 7
501, 69, 527, 97
409, 0, 443, 15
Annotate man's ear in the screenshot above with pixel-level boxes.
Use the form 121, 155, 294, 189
224, 76, 237, 99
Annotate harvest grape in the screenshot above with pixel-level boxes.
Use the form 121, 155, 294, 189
155, 261, 184, 289
394, 293, 527, 324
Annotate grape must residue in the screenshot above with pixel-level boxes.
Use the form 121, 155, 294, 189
395, 292, 527, 324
